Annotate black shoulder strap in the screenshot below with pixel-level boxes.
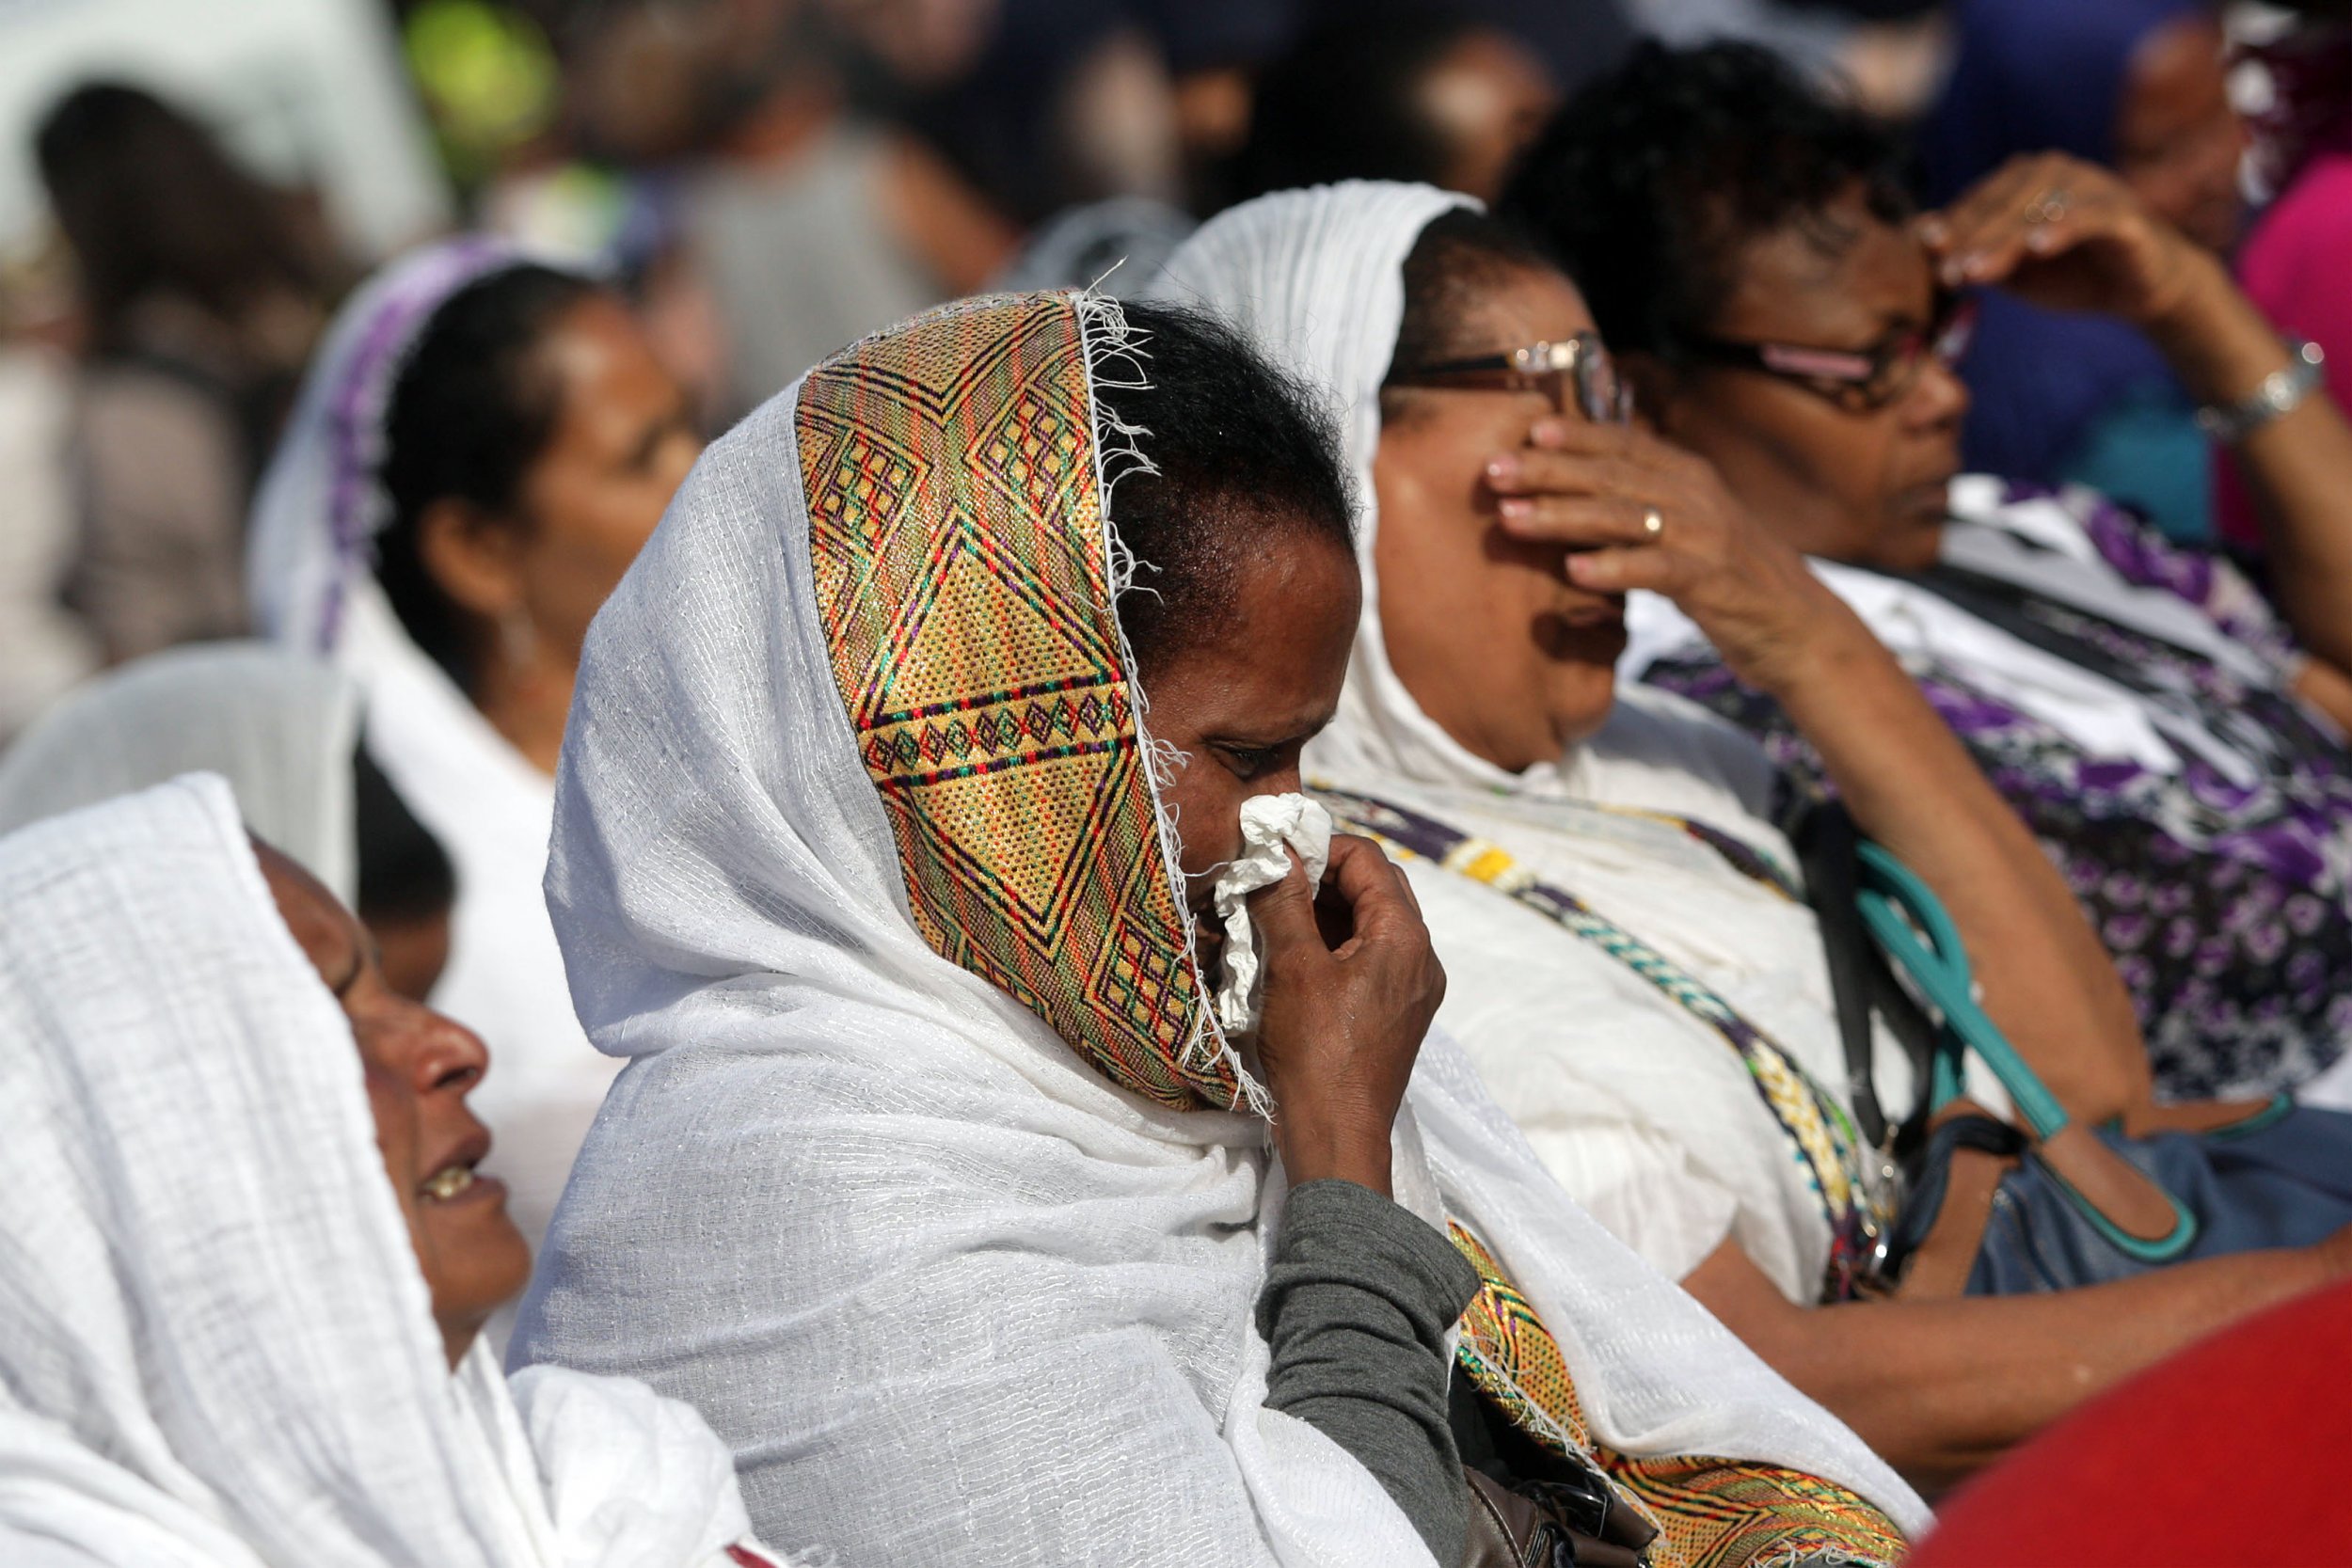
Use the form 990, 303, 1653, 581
1790, 799, 1937, 1159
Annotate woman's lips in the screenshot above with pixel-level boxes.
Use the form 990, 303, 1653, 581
421, 1166, 507, 1206
419, 1126, 494, 1204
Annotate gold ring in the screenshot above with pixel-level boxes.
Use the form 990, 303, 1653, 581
1642, 507, 1664, 539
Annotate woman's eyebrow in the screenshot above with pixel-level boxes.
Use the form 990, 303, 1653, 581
1213, 712, 1337, 750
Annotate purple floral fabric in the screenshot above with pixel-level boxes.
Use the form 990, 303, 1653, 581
1645, 483, 2352, 1100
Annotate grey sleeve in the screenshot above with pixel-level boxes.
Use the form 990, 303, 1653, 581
1255, 1179, 1484, 1566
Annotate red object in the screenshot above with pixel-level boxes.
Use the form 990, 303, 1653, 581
1910, 1277, 2352, 1566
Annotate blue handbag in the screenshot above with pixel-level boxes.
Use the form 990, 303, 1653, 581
1850, 837, 2352, 1294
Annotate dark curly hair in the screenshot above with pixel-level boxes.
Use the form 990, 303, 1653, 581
1097, 300, 1354, 677
1498, 40, 1911, 364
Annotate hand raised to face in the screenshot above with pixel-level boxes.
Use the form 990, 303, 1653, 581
1918, 152, 2209, 330
1247, 833, 1446, 1196
1482, 416, 1838, 695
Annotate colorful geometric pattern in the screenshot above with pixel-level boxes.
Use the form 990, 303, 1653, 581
1320, 784, 1888, 1301
1449, 1226, 1906, 1568
798, 293, 1235, 1110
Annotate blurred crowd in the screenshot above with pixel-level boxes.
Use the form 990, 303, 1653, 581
0, 0, 1983, 745
9, 2, 2352, 1564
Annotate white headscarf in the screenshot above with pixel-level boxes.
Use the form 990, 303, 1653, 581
1156, 184, 2010, 1304
0, 641, 362, 904
245, 239, 618, 1256
0, 774, 770, 1568
513, 290, 1925, 1567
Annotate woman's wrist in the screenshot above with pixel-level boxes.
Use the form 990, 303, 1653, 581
2141, 249, 2298, 407
1700, 568, 1862, 700
1273, 1107, 1395, 1196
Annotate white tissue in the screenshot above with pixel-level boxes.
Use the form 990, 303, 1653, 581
1210, 793, 1333, 1035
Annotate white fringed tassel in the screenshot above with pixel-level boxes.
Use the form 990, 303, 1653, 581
1073, 287, 1273, 1117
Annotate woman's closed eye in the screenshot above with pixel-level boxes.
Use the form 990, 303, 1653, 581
1215, 741, 1289, 780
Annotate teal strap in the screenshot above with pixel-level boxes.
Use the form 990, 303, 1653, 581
1852, 843, 2197, 1264
1853, 844, 2071, 1139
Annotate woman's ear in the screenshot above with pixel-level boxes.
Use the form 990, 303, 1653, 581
414, 497, 527, 622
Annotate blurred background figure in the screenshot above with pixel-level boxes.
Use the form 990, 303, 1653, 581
546, 0, 1017, 421
0, 641, 458, 1003
1229, 4, 1562, 205
33, 83, 345, 662
1627, 0, 1954, 120
246, 242, 699, 1262
0, 246, 96, 747
1923, 0, 2247, 543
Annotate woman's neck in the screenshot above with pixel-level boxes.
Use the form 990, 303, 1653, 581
469, 647, 573, 776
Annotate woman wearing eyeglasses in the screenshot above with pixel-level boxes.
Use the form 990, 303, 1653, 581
1160, 179, 2352, 1493
1505, 41, 2352, 1107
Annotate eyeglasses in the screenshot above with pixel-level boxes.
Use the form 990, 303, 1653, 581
1382, 333, 1633, 425
1682, 293, 1979, 414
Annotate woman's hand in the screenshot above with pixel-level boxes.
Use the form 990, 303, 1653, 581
1484, 417, 1848, 696
1248, 833, 1446, 1196
1918, 151, 2219, 331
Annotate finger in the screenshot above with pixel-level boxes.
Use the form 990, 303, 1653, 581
1246, 851, 1325, 958
1496, 493, 1672, 549
1927, 155, 2064, 277
1498, 415, 1651, 467
1565, 543, 1681, 596
1931, 151, 2065, 245
1485, 446, 1650, 500
1936, 155, 2108, 285
1326, 836, 1429, 947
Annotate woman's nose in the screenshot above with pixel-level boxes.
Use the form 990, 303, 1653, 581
1904, 357, 1970, 432
394, 1001, 493, 1097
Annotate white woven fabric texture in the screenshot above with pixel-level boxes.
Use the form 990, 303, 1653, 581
0, 641, 362, 904
0, 774, 765, 1568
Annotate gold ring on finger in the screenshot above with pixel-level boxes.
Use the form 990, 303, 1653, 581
1642, 507, 1665, 540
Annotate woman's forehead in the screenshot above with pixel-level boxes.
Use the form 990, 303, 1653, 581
1713, 204, 1931, 340
1456, 264, 1594, 345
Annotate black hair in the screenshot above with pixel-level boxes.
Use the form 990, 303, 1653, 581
376, 264, 600, 689
352, 740, 456, 926
1388, 206, 1559, 382
34, 82, 333, 356
1498, 40, 1912, 364
1094, 301, 1354, 675
1230, 5, 1486, 202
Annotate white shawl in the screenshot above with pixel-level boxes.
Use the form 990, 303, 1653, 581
512, 291, 1925, 1567
245, 240, 619, 1255
1155, 184, 2020, 1303
0, 775, 767, 1568
0, 641, 362, 904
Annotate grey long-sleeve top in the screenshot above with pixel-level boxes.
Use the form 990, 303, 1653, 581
1255, 1179, 1485, 1565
